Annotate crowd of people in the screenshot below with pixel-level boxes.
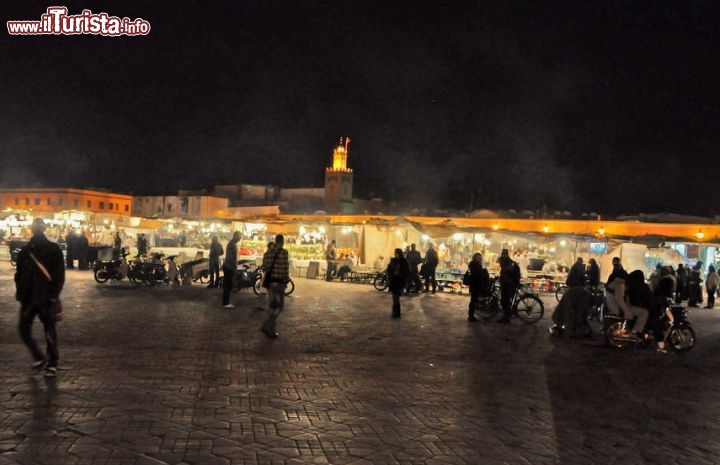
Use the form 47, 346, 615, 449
13, 223, 719, 377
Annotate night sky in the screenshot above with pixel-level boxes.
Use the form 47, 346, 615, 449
2, 1, 719, 216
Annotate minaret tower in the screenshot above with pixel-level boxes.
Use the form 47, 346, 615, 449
324, 137, 354, 213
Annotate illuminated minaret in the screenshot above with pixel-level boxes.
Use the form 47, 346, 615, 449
324, 137, 354, 213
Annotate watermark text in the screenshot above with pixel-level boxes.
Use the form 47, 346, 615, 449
7, 7, 151, 36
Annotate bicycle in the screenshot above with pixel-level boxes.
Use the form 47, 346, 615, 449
253, 270, 295, 296
474, 277, 545, 324
555, 284, 568, 302
373, 272, 421, 294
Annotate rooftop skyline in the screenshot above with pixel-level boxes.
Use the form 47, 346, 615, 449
2, 1, 719, 216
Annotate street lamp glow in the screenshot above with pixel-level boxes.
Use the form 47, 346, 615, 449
543, 224, 549, 233
697, 230, 704, 240
492, 223, 499, 231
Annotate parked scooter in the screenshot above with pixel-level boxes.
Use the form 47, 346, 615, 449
93, 250, 130, 283
140, 253, 180, 287
235, 259, 262, 292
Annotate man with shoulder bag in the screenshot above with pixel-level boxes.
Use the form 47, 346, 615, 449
15, 218, 65, 377
260, 234, 290, 339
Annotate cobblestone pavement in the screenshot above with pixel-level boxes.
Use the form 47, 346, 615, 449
2, 261, 720, 465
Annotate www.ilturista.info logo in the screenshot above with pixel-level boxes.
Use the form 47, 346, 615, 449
7, 7, 151, 36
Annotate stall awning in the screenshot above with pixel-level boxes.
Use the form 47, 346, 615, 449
265, 222, 299, 234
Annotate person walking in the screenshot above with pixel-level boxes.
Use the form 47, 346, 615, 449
466, 252, 490, 322
566, 257, 586, 288
423, 243, 439, 293
688, 262, 703, 307
497, 249, 520, 324
208, 235, 223, 288
675, 263, 688, 303
76, 230, 90, 270
222, 231, 240, 308
15, 218, 65, 377
260, 234, 290, 338
113, 231, 123, 259
586, 258, 600, 287
705, 265, 719, 308
65, 230, 77, 269
405, 243, 423, 292
387, 248, 410, 318
137, 234, 148, 257
325, 240, 337, 281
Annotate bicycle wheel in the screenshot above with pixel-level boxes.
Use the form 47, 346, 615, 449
555, 285, 568, 302
94, 269, 109, 284
514, 295, 544, 324
373, 274, 388, 291
475, 295, 500, 320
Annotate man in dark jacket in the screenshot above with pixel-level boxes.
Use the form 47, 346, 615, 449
65, 230, 77, 269
208, 235, 223, 288
222, 231, 240, 308
566, 257, 586, 288
76, 230, 90, 270
675, 263, 688, 303
497, 249, 521, 324
405, 243, 423, 292
586, 258, 600, 287
423, 243, 439, 293
15, 218, 65, 377
387, 248, 410, 318
688, 262, 703, 307
467, 253, 490, 322
137, 234, 148, 256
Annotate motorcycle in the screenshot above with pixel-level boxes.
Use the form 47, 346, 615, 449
605, 304, 696, 352
93, 252, 130, 283
125, 255, 147, 284
234, 260, 263, 292
218, 259, 296, 296
140, 253, 181, 287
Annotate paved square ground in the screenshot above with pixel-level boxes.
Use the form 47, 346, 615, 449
2, 262, 720, 465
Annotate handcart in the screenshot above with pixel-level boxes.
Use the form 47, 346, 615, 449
179, 257, 210, 284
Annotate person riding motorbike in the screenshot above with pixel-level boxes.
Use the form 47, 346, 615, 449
605, 258, 648, 340
633, 268, 675, 352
